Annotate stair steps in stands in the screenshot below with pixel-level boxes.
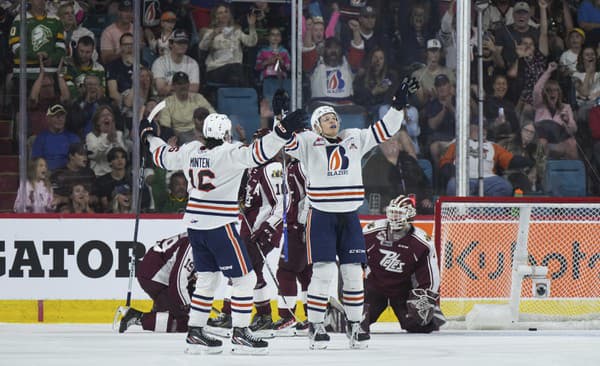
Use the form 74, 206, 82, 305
0, 119, 17, 212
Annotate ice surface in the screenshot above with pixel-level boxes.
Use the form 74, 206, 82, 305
1, 323, 598, 366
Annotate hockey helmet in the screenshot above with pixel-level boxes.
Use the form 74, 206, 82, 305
310, 105, 339, 135
203, 113, 232, 140
386, 195, 417, 231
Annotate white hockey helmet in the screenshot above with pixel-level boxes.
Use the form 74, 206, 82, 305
386, 195, 417, 231
310, 105, 339, 134
203, 113, 232, 140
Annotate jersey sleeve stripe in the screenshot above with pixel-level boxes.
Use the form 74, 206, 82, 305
252, 140, 268, 165
371, 120, 391, 143
284, 136, 299, 151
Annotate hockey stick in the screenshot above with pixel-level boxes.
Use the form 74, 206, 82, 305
272, 90, 290, 262
123, 101, 166, 309
240, 212, 299, 323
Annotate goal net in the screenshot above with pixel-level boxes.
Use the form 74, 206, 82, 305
435, 197, 600, 329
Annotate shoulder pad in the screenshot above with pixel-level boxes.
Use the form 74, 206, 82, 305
363, 218, 387, 233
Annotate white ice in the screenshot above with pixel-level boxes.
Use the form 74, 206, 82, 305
1, 323, 598, 366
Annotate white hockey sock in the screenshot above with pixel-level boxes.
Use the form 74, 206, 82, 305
254, 283, 271, 309
340, 263, 364, 322
230, 271, 256, 327
189, 271, 220, 327
307, 262, 337, 323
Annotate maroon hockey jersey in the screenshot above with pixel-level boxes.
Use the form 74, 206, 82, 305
137, 232, 195, 307
363, 219, 440, 298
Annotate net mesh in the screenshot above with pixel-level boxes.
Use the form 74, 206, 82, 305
436, 200, 600, 324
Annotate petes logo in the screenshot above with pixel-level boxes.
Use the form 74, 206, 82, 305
379, 249, 405, 273
326, 146, 349, 176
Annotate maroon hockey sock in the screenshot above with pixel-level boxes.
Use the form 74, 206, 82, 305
255, 303, 272, 316
221, 298, 232, 314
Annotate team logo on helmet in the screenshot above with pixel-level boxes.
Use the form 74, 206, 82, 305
386, 195, 416, 231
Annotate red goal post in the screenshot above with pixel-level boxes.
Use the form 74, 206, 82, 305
434, 196, 600, 329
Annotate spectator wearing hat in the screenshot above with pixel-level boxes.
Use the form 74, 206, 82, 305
578, 0, 600, 47
560, 28, 586, 76
152, 29, 200, 96
481, 0, 540, 32
158, 71, 216, 145
493, 1, 542, 68
146, 11, 177, 58
198, 3, 258, 87
31, 104, 81, 172
100, 0, 134, 64
340, 5, 390, 63
109, 183, 133, 213
440, 121, 533, 197
411, 39, 456, 107
51, 142, 97, 207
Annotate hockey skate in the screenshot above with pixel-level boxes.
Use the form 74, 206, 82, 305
118, 307, 142, 333
272, 317, 297, 337
205, 312, 232, 338
249, 314, 275, 338
308, 322, 330, 350
231, 326, 269, 355
295, 319, 310, 336
185, 326, 223, 354
346, 321, 370, 349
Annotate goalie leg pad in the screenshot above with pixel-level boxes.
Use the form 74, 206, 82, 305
404, 289, 442, 332
340, 263, 364, 322
189, 272, 220, 327
307, 262, 337, 323
230, 271, 256, 328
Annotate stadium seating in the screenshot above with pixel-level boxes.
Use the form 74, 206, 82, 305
217, 87, 261, 140
262, 78, 292, 108
543, 160, 587, 197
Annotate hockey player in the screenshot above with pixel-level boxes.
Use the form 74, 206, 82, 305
119, 232, 194, 333
207, 128, 285, 338
362, 195, 445, 333
139, 109, 305, 355
272, 157, 312, 336
284, 78, 418, 349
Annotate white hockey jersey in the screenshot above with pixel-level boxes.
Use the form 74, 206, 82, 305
285, 108, 405, 212
147, 132, 287, 229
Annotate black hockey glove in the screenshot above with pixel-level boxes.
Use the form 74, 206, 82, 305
391, 77, 419, 110
272, 88, 290, 116
251, 222, 278, 252
274, 109, 307, 139
140, 118, 157, 144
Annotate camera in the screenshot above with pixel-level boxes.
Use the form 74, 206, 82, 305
251, 8, 264, 17
532, 278, 550, 298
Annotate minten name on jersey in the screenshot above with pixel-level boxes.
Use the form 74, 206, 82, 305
190, 157, 210, 168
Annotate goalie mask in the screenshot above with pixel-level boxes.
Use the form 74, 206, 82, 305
203, 113, 232, 140
386, 195, 416, 231
310, 105, 339, 135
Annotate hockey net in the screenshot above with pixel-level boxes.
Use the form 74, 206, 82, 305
434, 197, 600, 329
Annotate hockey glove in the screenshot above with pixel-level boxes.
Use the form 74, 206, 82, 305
274, 109, 307, 139
391, 77, 419, 110
251, 222, 279, 252
272, 88, 290, 116
406, 289, 439, 326
140, 118, 157, 144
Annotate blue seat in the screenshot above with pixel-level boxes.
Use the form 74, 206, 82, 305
417, 158, 433, 185
217, 87, 261, 141
262, 78, 292, 107
543, 160, 586, 197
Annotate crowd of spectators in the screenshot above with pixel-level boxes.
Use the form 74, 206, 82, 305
5, 0, 599, 215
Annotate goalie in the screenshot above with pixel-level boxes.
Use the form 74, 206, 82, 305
362, 195, 445, 333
